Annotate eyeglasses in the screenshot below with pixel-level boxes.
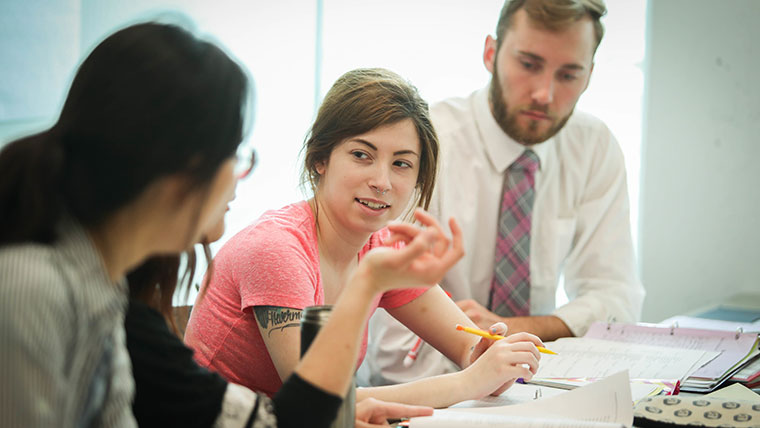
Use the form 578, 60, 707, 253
234, 147, 257, 180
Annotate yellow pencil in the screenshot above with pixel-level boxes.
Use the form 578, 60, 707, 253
455, 324, 558, 355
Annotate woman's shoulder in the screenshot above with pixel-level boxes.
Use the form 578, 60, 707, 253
0, 243, 63, 296
0, 243, 74, 338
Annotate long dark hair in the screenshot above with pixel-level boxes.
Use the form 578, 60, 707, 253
0, 23, 250, 326
0, 22, 248, 246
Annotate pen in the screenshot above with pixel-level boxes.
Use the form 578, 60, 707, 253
403, 336, 424, 367
455, 324, 559, 355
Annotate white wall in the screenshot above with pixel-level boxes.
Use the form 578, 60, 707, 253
639, 0, 760, 322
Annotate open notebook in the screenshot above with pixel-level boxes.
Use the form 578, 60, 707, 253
529, 321, 758, 392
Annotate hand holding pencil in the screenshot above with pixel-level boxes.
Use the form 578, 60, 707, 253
459, 321, 546, 398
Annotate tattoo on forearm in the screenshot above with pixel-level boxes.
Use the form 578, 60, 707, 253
254, 306, 302, 337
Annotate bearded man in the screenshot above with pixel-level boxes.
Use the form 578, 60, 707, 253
360, 0, 645, 386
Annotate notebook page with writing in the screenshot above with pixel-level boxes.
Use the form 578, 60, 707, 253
534, 337, 716, 380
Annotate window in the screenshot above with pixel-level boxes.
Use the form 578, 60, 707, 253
0, 1, 645, 307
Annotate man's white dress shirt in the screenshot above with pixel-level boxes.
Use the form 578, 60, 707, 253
357, 86, 645, 386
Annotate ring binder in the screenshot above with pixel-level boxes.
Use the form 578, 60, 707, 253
735, 326, 744, 339
583, 321, 759, 392
669, 321, 678, 335
606, 316, 616, 331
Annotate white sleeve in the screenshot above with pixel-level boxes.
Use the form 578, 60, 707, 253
213, 383, 277, 428
357, 309, 459, 387
552, 131, 645, 336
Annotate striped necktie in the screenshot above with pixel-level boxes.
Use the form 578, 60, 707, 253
488, 149, 539, 317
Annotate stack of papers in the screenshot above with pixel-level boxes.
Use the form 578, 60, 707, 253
528, 377, 678, 400
731, 355, 760, 388
585, 322, 760, 392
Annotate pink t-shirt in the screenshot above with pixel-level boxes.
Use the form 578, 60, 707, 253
184, 201, 426, 396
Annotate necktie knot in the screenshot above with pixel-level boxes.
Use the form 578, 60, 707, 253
510, 150, 539, 174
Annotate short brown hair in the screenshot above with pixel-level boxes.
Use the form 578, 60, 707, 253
495, 0, 607, 54
302, 68, 438, 212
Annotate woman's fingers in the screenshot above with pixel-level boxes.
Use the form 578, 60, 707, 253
413, 209, 449, 257
439, 217, 464, 266
355, 398, 433, 426
489, 322, 508, 336
503, 332, 545, 353
366, 212, 464, 288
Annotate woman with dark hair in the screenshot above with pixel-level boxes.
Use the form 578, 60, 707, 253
185, 68, 545, 409
0, 22, 457, 428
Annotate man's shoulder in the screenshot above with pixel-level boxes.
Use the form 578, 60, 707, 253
430, 92, 480, 138
564, 110, 612, 136
550, 110, 626, 178
556, 110, 621, 155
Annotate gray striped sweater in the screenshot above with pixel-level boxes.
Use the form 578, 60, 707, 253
0, 219, 136, 428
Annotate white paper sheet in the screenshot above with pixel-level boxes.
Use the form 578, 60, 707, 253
450, 382, 567, 408
409, 371, 633, 428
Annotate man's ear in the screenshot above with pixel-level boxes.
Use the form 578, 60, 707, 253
483, 35, 498, 74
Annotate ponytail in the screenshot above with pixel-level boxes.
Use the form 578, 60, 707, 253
0, 130, 66, 245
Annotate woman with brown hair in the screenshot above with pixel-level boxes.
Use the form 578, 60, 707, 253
125, 166, 449, 428
185, 68, 545, 409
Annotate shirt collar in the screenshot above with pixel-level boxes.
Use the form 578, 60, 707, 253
474, 84, 551, 173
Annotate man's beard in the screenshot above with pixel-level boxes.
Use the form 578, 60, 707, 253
489, 63, 572, 146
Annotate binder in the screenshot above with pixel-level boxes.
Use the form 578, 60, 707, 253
730, 354, 760, 384
583, 322, 760, 392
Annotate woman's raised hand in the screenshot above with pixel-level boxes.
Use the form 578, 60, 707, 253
354, 208, 464, 294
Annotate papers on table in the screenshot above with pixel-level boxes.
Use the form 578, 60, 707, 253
450, 382, 566, 408
527, 378, 672, 402
705, 382, 760, 403
409, 371, 633, 428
